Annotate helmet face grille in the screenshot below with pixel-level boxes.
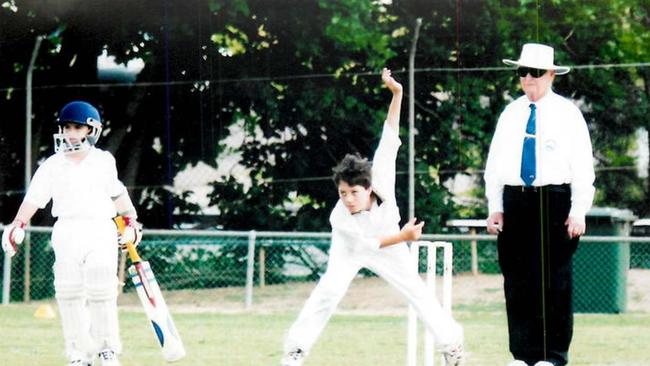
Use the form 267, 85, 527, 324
53, 133, 93, 154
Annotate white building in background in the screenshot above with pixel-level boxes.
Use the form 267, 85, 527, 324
97, 50, 144, 82
172, 119, 252, 217
443, 172, 483, 208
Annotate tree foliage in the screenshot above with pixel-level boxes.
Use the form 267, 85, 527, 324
1, 0, 650, 233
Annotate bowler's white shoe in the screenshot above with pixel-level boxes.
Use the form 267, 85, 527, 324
442, 342, 466, 366
281, 347, 306, 366
98, 349, 121, 366
507, 361, 529, 366
534, 362, 555, 366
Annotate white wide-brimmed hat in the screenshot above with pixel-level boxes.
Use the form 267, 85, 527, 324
503, 43, 570, 75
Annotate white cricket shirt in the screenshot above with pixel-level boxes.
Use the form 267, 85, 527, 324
329, 123, 402, 251
24, 147, 127, 219
484, 90, 595, 218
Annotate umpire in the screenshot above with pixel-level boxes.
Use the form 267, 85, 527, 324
484, 43, 595, 366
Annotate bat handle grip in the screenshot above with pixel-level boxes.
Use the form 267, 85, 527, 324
113, 216, 143, 263
125, 241, 142, 263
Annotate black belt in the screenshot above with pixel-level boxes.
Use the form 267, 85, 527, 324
504, 184, 570, 194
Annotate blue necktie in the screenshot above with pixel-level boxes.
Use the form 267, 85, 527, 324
520, 104, 536, 186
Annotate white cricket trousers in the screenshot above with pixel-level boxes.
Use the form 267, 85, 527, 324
284, 241, 463, 354
52, 218, 121, 360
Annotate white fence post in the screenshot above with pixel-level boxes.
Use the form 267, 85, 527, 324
245, 230, 256, 310
2, 253, 10, 305
406, 241, 418, 366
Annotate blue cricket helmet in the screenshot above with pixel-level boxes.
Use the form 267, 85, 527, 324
57, 101, 102, 126
53, 101, 103, 153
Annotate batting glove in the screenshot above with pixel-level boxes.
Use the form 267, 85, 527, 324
2, 221, 26, 258
118, 216, 143, 252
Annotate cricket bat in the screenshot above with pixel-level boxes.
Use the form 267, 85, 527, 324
114, 216, 186, 362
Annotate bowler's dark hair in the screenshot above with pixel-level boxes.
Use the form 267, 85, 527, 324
332, 153, 372, 188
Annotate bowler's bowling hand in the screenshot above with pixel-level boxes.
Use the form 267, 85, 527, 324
382, 68, 403, 95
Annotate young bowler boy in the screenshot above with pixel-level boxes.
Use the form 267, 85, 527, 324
281, 69, 465, 366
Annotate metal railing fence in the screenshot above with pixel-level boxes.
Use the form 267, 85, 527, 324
2, 226, 649, 313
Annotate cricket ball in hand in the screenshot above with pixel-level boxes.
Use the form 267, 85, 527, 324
12, 227, 25, 245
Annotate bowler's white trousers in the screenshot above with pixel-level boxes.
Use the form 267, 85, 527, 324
284, 239, 463, 354
52, 218, 122, 360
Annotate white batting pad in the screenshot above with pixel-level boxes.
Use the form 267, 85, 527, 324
85, 265, 122, 353
54, 262, 93, 360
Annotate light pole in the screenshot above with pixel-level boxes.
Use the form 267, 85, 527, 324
406, 17, 422, 366
408, 18, 422, 220
2, 34, 44, 305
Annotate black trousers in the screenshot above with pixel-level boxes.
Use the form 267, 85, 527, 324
497, 185, 579, 366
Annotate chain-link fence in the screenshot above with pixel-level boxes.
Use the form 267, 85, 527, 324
2, 226, 650, 314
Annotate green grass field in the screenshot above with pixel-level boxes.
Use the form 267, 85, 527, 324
1, 304, 649, 366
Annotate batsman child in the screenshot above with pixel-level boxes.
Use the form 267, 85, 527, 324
1, 101, 143, 366
281, 68, 466, 366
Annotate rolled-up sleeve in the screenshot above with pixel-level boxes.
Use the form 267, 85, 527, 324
24, 162, 52, 209
105, 153, 127, 198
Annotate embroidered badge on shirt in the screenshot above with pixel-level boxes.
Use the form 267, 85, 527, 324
544, 139, 557, 151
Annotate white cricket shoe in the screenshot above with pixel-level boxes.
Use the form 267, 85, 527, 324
67, 360, 91, 366
442, 342, 466, 366
507, 361, 529, 366
67, 350, 93, 366
281, 347, 306, 366
98, 349, 121, 366
533, 362, 555, 366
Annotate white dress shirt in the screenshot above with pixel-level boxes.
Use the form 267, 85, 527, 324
329, 123, 402, 251
484, 90, 595, 218
24, 147, 127, 220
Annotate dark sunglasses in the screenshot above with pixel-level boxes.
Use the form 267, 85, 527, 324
517, 67, 547, 78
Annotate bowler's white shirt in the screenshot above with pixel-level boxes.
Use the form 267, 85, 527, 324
329, 123, 402, 251
24, 147, 126, 220
484, 90, 595, 218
